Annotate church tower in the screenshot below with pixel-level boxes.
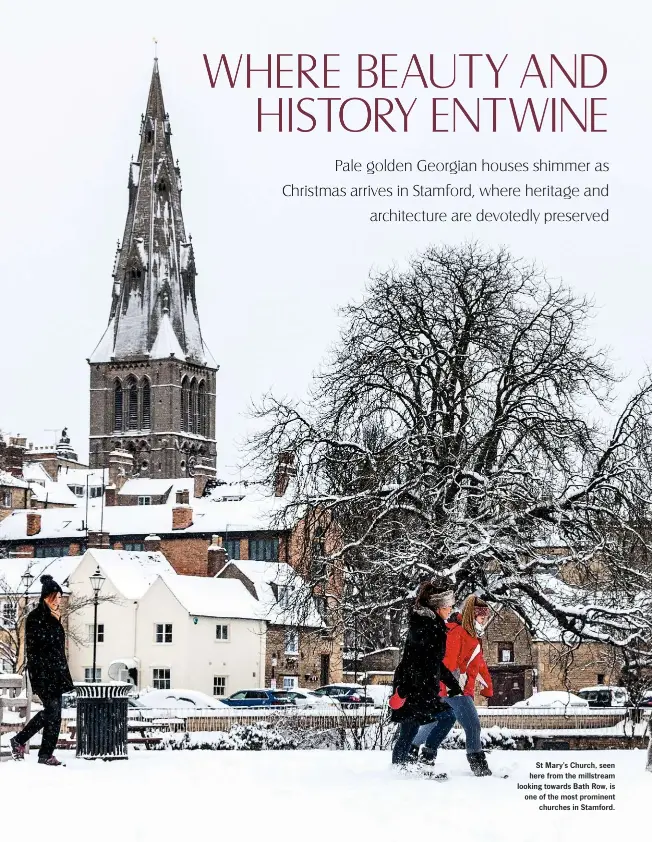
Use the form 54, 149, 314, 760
89, 60, 217, 482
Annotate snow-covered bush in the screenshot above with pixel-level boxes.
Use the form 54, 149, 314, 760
154, 724, 298, 751
441, 725, 533, 751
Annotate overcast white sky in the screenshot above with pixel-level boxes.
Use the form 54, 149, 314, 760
0, 0, 649, 478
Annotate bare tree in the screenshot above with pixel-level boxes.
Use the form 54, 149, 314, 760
0, 576, 118, 673
248, 243, 652, 676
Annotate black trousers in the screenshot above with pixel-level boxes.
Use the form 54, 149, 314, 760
15, 694, 62, 758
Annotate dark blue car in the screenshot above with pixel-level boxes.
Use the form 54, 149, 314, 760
222, 689, 295, 708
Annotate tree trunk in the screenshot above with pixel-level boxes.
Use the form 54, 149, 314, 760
647, 733, 652, 772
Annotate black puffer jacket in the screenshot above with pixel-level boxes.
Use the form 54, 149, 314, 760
25, 600, 74, 699
391, 606, 462, 724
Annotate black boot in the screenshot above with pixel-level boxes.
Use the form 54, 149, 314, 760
419, 746, 437, 766
406, 744, 419, 763
468, 751, 492, 777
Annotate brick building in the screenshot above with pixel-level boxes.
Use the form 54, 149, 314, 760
88, 60, 217, 484
216, 558, 342, 689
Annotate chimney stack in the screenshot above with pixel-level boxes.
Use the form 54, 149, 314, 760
87, 531, 111, 549
108, 449, 134, 492
274, 451, 297, 497
207, 534, 228, 577
26, 512, 41, 537
193, 461, 211, 498
172, 506, 193, 531
144, 534, 162, 552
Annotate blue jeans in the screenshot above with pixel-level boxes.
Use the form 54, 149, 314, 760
416, 695, 482, 755
392, 706, 457, 765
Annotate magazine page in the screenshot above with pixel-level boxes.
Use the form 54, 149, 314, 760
0, 1, 649, 839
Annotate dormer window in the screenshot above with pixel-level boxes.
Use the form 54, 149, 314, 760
146, 130, 153, 143
157, 181, 166, 192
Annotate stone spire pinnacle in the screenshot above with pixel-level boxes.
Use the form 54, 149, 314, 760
91, 60, 214, 367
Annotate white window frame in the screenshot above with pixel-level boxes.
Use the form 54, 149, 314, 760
152, 668, 171, 690
282, 676, 298, 690
0, 490, 11, 508
155, 623, 173, 644
84, 667, 102, 682
87, 623, 105, 644
284, 629, 299, 656
138, 496, 152, 506
215, 624, 229, 642
213, 676, 227, 697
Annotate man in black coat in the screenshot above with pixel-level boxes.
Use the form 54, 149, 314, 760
10, 574, 74, 766
390, 577, 462, 767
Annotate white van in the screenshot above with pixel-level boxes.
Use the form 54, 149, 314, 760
577, 686, 630, 707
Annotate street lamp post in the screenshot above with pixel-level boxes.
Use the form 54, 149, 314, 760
89, 566, 105, 682
20, 566, 34, 754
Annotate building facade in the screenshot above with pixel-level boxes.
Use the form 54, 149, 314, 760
89, 60, 217, 482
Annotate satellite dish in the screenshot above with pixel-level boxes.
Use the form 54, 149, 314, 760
108, 657, 140, 684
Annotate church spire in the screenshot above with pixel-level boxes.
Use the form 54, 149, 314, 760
91, 60, 214, 367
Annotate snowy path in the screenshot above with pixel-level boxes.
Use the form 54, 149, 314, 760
1, 749, 645, 840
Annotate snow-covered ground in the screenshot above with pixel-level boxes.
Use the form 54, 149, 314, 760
0, 749, 645, 840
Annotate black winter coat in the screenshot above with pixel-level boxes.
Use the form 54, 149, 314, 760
25, 601, 74, 699
391, 606, 462, 724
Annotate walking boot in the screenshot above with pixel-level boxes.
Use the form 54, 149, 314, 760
419, 746, 437, 766
467, 751, 492, 777
10, 737, 25, 761
38, 755, 64, 767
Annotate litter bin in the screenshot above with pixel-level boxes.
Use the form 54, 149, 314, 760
75, 683, 130, 760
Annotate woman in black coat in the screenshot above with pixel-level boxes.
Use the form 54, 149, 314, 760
10, 575, 74, 766
391, 577, 462, 768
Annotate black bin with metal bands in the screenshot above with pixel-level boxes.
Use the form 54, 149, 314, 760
76, 684, 130, 760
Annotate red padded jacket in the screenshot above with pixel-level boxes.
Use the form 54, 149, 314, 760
439, 614, 493, 698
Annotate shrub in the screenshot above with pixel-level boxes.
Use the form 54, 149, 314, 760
154, 724, 297, 751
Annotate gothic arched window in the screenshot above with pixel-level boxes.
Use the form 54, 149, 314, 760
141, 378, 151, 430
113, 380, 123, 432
190, 378, 199, 434
126, 376, 139, 430
181, 376, 190, 432
197, 380, 207, 437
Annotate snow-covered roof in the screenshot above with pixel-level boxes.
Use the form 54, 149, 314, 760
57, 467, 107, 489
0, 556, 81, 594
0, 489, 288, 541
159, 574, 262, 620
0, 470, 28, 489
118, 478, 194, 498
22, 462, 54, 484
219, 559, 323, 628
86, 548, 175, 600
28, 482, 78, 506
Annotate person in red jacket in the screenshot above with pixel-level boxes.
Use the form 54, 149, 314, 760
440, 595, 493, 776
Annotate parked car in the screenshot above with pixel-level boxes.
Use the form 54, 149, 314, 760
577, 686, 630, 707
363, 684, 392, 709
639, 692, 652, 708
284, 689, 339, 709
313, 684, 375, 708
511, 691, 589, 710
222, 689, 295, 708
135, 689, 228, 712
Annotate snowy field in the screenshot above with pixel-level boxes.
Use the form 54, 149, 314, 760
0, 749, 645, 841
